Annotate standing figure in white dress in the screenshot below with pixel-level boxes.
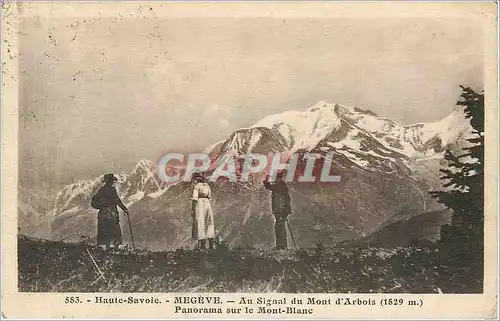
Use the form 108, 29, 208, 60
191, 173, 215, 249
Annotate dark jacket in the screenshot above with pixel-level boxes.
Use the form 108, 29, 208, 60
263, 180, 291, 215
93, 184, 128, 212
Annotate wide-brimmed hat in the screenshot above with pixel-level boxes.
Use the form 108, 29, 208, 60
103, 173, 118, 183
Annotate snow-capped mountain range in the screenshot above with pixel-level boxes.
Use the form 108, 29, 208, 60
53, 160, 166, 220
43, 101, 473, 249
210, 101, 471, 174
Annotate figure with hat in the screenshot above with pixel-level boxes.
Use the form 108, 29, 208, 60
263, 171, 292, 249
191, 172, 216, 250
91, 173, 130, 249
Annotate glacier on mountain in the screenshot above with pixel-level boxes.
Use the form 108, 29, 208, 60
247, 100, 471, 161
254, 101, 342, 152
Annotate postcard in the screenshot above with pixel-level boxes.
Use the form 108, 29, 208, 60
1, 1, 498, 319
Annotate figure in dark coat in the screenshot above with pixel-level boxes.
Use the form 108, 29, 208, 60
92, 173, 130, 248
263, 172, 291, 249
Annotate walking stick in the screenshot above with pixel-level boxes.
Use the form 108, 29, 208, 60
86, 248, 106, 281
126, 213, 136, 251
285, 218, 297, 248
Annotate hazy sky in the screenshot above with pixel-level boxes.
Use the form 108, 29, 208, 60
19, 17, 483, 189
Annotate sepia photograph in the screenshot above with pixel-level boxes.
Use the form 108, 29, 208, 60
1, 1, 498, 319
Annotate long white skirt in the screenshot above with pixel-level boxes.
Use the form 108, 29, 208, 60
192, 198, 215, 240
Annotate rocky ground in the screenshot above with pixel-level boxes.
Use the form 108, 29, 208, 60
18, 235, 482, 293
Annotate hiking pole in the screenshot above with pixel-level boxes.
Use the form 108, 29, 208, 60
126, 213, 136, 251
285, 218, 297, 248
86, 248, 106, 281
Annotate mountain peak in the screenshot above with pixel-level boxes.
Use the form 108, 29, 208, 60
307, 100, 336, 111
133, 159, 154, 172
203, 100, 471, 174
219, 126, 289, 155
253, 101, 342, 152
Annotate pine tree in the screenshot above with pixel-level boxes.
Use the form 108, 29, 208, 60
431, 86, 484, 249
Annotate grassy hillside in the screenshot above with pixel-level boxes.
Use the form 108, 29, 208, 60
18, 235, 481, 293
353, 209, 452, 248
